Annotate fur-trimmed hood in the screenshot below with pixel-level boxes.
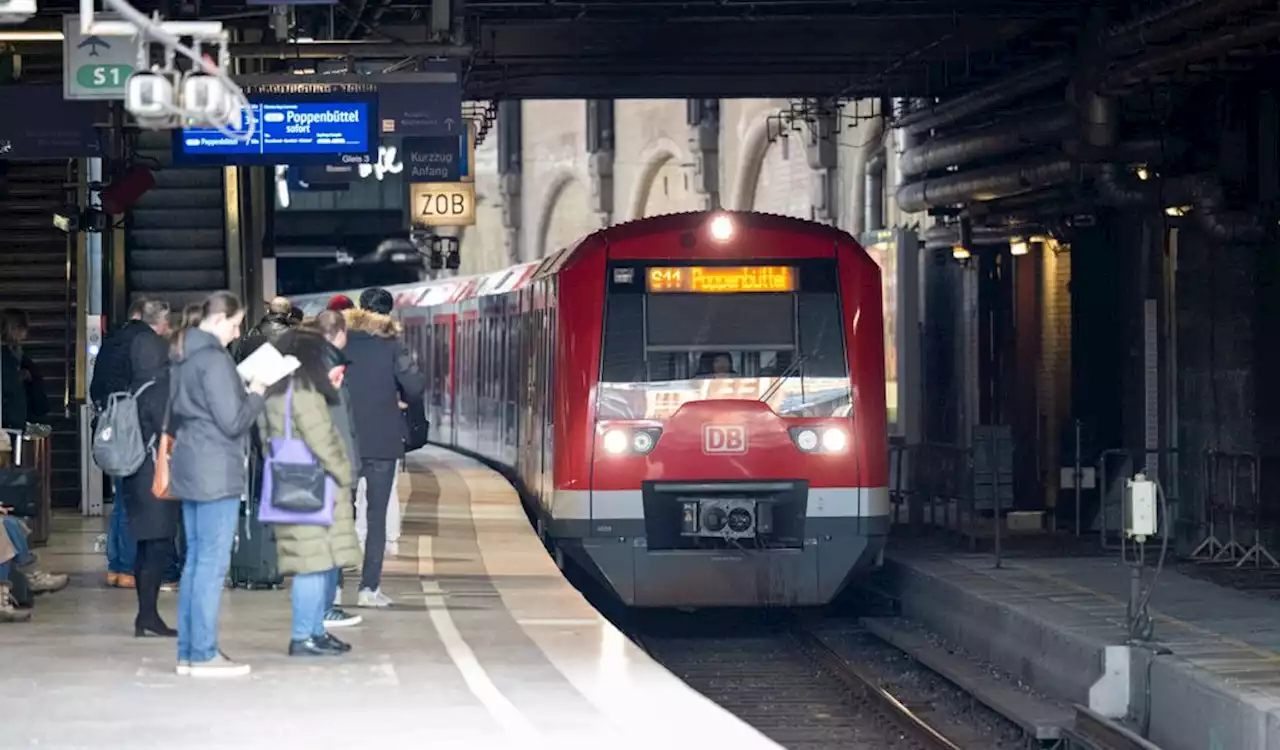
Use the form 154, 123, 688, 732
342, 308, 400, 338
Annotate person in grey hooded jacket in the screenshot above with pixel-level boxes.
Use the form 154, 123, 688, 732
168, 292, 268, 679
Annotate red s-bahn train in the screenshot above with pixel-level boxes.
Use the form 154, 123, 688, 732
296, 211, 889, 608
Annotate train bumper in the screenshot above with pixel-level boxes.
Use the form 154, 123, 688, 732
567, 516, 889, 608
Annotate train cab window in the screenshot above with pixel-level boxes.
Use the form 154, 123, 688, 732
599, 260, 851, 418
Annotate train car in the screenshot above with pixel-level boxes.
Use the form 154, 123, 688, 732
295, 211, 890, 608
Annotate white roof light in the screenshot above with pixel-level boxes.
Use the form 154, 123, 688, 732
709, 214, 734, 241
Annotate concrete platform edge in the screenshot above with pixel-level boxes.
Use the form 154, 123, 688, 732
884, 556, 1108, 704
885, 554, 1280, 750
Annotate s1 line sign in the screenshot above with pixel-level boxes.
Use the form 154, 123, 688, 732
172, 94, 378, 165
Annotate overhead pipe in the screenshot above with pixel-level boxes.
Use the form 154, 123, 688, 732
1107, 0, 1275, 50
894, 59, 1070, 137
228, 40, 473, 59
922, 222, 1043, 251
865, 142, 886, 232
900, 108, 1072, 178
896, 155, 1074, 214
1102, 16, 1280, 93
895, 0, 1277, 138
1086, 93, 1267, 242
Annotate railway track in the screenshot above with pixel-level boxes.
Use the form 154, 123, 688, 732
632, 613, 997, 750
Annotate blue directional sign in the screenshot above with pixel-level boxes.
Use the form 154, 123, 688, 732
0, 84, 105, 157
237, 65, 462, 138
172, 94, 378, 166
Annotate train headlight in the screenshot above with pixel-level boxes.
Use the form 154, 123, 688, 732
795, 428, 819, 452
709, 214, 734, 242
821, 427, 848, 453
603, 429, 630, 455
632, 430, 655, 454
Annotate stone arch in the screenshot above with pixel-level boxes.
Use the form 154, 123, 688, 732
536, 170, 595, 260
732, 112, 774, 211
627, 138, 690, 221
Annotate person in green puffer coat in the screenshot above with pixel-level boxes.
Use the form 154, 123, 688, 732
259, 330, 361, 657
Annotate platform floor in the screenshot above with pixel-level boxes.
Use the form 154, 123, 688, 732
886, 545, 1280, 750
3, 446, 778, 750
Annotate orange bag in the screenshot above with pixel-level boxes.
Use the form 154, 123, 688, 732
152, 433, 175, 500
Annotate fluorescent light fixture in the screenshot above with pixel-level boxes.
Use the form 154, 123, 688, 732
0, 30, 64, 41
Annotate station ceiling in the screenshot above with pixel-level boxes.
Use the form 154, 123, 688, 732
28, 0, 1172, 99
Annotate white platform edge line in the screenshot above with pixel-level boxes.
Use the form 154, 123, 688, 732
422, 579, 544, 745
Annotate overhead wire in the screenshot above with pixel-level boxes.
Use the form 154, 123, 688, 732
100, 0, 257, 143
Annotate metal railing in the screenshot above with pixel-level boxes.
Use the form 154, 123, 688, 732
888, 430, 1014, 565
1189, 449, 1278, 569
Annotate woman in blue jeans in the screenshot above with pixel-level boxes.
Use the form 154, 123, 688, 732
166, 292, 267, 677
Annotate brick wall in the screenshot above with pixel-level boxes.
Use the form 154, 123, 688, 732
1039, 242, 1072, 511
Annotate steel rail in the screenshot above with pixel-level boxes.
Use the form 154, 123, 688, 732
788, 623, 965, 750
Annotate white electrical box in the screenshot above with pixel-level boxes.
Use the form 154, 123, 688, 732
1124, 474, 1158, 538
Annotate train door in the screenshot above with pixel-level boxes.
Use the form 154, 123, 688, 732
519, 291, 540, 496
444, 314, 458, 445
541, 288, 557, 506
505, 302, 521, 468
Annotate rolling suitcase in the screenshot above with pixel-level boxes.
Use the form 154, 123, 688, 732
227, 443, 283, 590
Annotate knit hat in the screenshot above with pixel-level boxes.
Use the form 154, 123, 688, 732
327, 294, 354, 311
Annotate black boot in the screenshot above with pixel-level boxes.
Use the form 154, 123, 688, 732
288, 636, 343, 657
135, 617, 178, 638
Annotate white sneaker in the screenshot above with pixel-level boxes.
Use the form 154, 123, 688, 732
25, 570, 69, 594
323, 607, 363, 628
356, 588, 394, 608
188, 653, 251, 678
175, 660, 191, 676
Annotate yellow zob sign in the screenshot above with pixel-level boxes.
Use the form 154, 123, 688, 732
410, 182, 476, 227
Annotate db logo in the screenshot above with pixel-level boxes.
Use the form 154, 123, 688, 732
703, 424, 747, 454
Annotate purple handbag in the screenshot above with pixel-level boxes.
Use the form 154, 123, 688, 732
257, 382, 336, 526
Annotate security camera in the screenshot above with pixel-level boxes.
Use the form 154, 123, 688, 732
0, 0, 38, 25
182, 73, 239, 126
125, 71, 179, 129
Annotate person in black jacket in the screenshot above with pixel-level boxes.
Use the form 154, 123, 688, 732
0, 309, 49, 430
341, 288, 426, 608
90, 297, 150, 589
232, 296, 294, 363
118, 300, 177, 637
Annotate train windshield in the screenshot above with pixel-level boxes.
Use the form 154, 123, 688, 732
598, 260, 851, 419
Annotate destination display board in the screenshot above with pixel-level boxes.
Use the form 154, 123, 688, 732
645, 266, 797, 294
172, 93, 378, 165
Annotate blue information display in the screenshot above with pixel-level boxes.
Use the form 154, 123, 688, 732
172, 94, 378, 166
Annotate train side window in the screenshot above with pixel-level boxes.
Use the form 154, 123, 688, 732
797, 292, 848, 377
600, 293, 644, 381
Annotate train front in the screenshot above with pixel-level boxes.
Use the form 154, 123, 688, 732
560, 212, 890, 608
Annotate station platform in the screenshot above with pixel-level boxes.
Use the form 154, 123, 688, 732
885, 545, 1280, 750
3, 446, 779, 750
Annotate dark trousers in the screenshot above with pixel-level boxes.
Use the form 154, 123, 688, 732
358, 458, 397, 592
135, 537, 175, 627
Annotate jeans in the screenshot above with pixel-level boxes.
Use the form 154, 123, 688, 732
291, 568, 337, 641
107, 478, 136, 575
177, 498, 240, 664
358, 459, 397, 592
0, 515, 35, 581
